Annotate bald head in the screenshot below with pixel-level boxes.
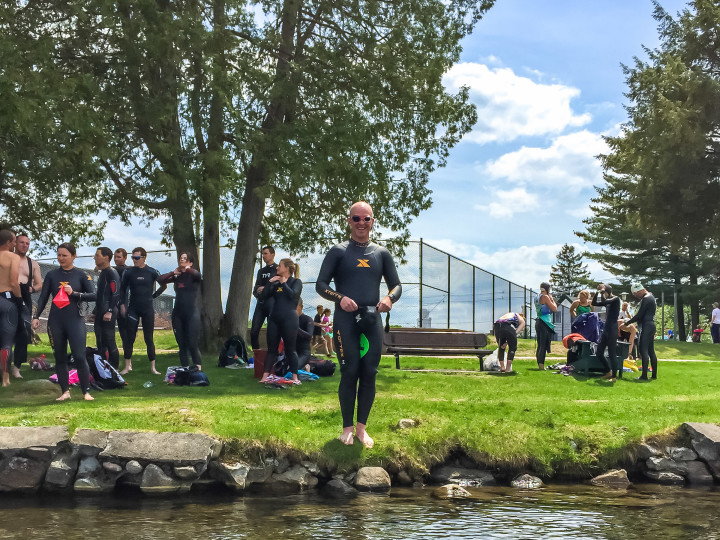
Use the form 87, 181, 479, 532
349, 201, 373, 217
347, 201, 375, 243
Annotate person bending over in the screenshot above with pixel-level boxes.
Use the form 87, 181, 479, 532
32, 243, 96, 401
316, 201, 402, 449
94, 247, 121, 369
592, 284, 621, 381
260, 258, 302, 384
158, 252, 203, 369
493, 312, 526, 373
119, 247, 166, 375
534, 282, 557, 370
626, 282, 658, 381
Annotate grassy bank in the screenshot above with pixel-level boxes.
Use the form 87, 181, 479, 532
2, 331, 719, 477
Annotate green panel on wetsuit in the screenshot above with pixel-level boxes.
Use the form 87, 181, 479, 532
360, 333, 369, 358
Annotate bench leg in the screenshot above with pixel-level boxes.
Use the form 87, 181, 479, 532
477, 355, 484, 371
395, 353, 400, 370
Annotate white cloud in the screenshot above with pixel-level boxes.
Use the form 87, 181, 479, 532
482, 188, 539, 218
481, 130, 608, 193
443, 62, 591, 144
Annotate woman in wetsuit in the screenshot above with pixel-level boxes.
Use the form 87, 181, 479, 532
260, 258, 302, 384
32, 243, 96, 401
158, 252, 203, 369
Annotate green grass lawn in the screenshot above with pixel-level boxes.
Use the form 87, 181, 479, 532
2, 331, 719, 477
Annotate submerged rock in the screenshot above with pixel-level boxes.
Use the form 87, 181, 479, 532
644, 470, 685, 485
355, 467, 391, 492
397, 470, 413, 486
322, 478, 358, 498
430, 466, 496, 487
685, 461, 714, 486
511, 474, 544, 489
432, 484, 471, 499
590, 469, 630, 489
271, 465, 319, 492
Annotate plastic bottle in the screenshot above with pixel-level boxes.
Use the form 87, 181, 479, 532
143, 381, 153, 388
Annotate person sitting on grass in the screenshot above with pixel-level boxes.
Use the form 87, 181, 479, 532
493, 312, 526, 373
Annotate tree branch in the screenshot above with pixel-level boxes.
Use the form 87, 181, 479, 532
100, 158, 170, 210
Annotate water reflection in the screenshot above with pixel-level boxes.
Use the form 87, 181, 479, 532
1, 484, 719, 539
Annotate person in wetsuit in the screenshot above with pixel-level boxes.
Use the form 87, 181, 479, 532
11, 234, 43, 379
158, 252, 203, 369
260, 258, 302, 384
119, 247, 166, 375
493, 312, 526, 373
316, 201, 402, 449
0, 230, 21, 388
94, 247, 121, 369
592, 284, 621, 381
114, 248, 130, 361
627, 282, 658, 381
296, 298, 315, 369
32, 242, 96, 401
534, 282, 557, 370
250, 246, 278, 350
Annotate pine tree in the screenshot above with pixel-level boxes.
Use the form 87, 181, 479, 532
549, 244, 591, 297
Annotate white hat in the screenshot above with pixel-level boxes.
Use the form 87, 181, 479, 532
630, 282, 644, 294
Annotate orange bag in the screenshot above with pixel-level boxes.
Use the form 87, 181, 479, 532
53, 286, 70, 309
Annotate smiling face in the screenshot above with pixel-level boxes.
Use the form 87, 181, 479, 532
347, 202, 374, 242
57, 247, 75, 269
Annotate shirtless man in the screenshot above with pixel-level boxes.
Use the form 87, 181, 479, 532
0, 230, 22, 387
12, 234, 42, 378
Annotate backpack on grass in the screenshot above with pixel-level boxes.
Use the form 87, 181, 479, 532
218, 335, 248, 368
173, 365, 209, 386
308, 356, 336, 377
85, 347, 126, 390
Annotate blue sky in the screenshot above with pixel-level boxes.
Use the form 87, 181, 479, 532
96, 0, 690, 290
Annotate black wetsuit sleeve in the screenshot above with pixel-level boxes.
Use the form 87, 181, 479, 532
187, 268, 201, 282
591, 292, 610, 307
298, 316, 314, 340
107, 271, 120, 312
381, 249, 402, 303
315, 247, 344, 304
34, 275, 52, 318
152, 269, 168, 298
158, 271, 176, 284
627, 296, 651, 325
252, 268, 263, 298
261, 280, 277, 301
73, 271, 97, 302
120, 271, 130, 307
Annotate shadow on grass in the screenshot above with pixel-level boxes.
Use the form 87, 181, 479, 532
322, 436, 365, 463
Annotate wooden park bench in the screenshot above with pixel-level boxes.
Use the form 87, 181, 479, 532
383, 329, 492, 370
571, 340, 631, 378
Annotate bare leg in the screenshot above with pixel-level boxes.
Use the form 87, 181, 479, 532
150, 359, 160, 375
120, 359, 133, 375
260, 371, 270, 382
325, 335, 334, 357
339, 426, 354, 445
355, 422, 374, 449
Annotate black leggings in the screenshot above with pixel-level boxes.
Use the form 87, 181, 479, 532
638, 322, 658, 378
250, 304, 269, 350
126, 306, 156, 361
334, 308, 383, 428
595, 328, 618, 377
266, 314, 299, 375
0, 296, 18, 374
48, 314, 90, 394
13, 303, 30, 368
535, 319, 553, 366
94, 317, 120, 369
172, 308, 202, 367
494, 322, 517, 364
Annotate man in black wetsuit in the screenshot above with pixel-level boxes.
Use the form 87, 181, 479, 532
119, 247, 166, 375
94, 247, 121, 369
316, 201, 402, 448
250, 246, 277, 350
592, 284, 621, 381
114, 248, 130, 360
627, 282, 658, 381
296, 299, 315, 369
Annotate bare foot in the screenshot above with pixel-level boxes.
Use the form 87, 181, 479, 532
2, 373, 9, 387
151, 369, 161, 375
56, 391, 71, 401
339, 428, 354, 446
355, 430, 374, 449
11, 366, 22, 379
601, 372, 614, 380
120, 362, 132, 375
83, 393, 94, 401
196, 365, 202, 371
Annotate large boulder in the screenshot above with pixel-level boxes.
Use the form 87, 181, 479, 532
77, 457, 101, 478
590, 469, 631, 489
685, 461, 714, 486
0, 456, 48, 493
71, 429, 108, 457
684, 422, 720, 462
355, 467, 391, 492
100, 431, 221, 465
44, 452, 80, 490
429, 466, 496, 487
322, 478, 358, 498
646, 457, 688, 476
271, 464, 319, 492
140, 464, 188, 495
637, 443, 662, 460
667, 447, 698, 462
644, 470, 685, 485
432, 484, 472, 499
209, 461, 251, 491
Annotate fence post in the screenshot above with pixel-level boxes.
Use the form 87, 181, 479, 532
419, 240, 423, 328
472, 268, 476, 332
447, 253, 451, 329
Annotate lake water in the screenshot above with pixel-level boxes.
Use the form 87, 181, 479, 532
1, 483, 718, 539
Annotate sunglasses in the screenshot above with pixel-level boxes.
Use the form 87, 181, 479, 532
132, 255, 144, 260
351, 216, 373, 223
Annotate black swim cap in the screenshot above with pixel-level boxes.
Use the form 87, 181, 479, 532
540, 282, 551, 293
602, 284, 613, 295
